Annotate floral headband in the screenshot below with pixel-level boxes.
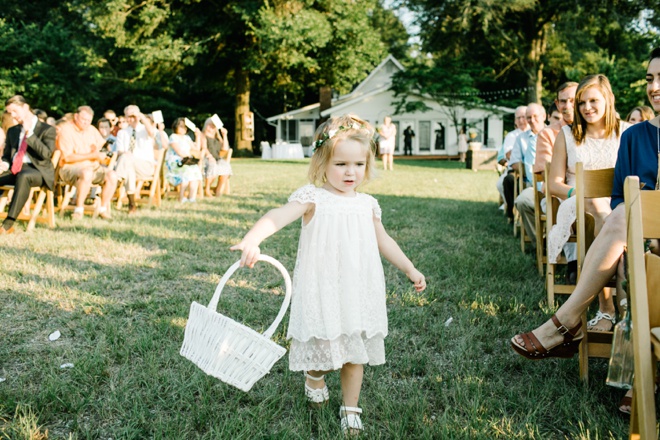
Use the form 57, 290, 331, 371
312, 122, 363, 152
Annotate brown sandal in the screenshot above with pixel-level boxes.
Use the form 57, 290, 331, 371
511, 315, 583, 360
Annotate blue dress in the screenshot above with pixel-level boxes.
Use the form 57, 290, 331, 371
612, 121, 660, 209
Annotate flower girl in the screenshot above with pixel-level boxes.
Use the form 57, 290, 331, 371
231, 114, 426, 435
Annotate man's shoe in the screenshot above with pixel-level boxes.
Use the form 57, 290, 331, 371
0, 226, 15, 235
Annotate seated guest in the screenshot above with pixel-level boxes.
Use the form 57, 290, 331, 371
498, 106, 528, 220
97, 117, 117, 153
0, 95, 56, 234
546, 74, 630, 332
104, 109, 120, 137
57, 106, 118, 219
114, 105, 157, 214
201, 118, 232, 197
625, 105, 654, 124
166, 117, 202, 203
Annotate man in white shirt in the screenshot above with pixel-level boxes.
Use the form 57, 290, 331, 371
114, 105, 157, 214
496, 106, 528, 213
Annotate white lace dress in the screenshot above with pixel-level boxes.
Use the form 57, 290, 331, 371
286, 185, 388, 371
547, 124, 629, 263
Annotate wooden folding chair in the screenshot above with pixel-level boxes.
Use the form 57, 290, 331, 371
546, 162, 576, 305
209, 148, 233, 196
0, 150, 60, 231
533, 171, 546, 276
625, 176, 660, 440
115, 148, 166, 209
136, 148, 166, 208
575, 162, 616, 383
513, 170, 521, 237
57, 153, 117, 218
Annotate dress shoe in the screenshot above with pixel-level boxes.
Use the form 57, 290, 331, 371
0, 226, 15, 235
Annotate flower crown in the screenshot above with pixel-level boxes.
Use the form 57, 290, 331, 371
312, 122, 363, 152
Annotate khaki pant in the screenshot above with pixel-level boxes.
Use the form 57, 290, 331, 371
114, 153, 156, 194
59, 162, 109, 186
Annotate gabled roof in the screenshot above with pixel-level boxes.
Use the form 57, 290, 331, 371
337, 54, 404, 101
266, 102, 320, 122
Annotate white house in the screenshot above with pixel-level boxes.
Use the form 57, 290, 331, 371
266, 55, 515, 156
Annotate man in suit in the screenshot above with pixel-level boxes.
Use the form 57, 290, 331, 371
0, 95, 56, 234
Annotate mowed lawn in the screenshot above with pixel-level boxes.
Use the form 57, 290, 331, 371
1, 158, 631, 439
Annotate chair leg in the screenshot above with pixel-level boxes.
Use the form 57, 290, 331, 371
27, 190, 47, 232
578, 312, 589, 384
59, 186, 74, 217
46, 190, 55, 228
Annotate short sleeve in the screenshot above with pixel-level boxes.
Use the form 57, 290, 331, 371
288, 184, 317, 204
371, 196, 382, 220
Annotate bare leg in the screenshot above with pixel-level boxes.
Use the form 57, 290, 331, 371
100, 170, 118, 211
188, 180, 199, 201
513, 204, 626, 351
388, 153, 394, 170
381, 154, 387, 170
340, 363, 364, 435
75, 169, 93, 210
306, 368, 332, 390
204, 178, 213, 197
215, 176, 228, 196
179, 183, 187, 202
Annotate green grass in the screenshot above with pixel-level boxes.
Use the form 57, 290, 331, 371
0, 159, 630, 439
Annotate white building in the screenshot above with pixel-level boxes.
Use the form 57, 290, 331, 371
266, 55, 515, 156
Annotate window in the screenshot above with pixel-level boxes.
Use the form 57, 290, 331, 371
419, 121, 431, 151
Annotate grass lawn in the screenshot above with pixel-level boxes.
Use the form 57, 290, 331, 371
0, 159, 630, 439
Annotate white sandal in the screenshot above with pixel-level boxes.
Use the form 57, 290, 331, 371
304, 372, 329, 406
587, 311, 616, 331
339, 405, 363, 435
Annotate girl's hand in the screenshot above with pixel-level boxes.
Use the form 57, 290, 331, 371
230, 241, 261, 268
407, 269, 426, 292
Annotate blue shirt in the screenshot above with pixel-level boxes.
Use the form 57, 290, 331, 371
509, 129, 539, 185
611, 121, 659, 209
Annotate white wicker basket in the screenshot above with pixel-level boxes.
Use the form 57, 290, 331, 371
180, 255, 292, 392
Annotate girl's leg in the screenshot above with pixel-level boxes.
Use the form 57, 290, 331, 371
340, 363, 364, 435
340, 363, 364, 411
513, 204, 626, 351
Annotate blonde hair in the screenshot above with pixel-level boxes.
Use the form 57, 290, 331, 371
626, 105, 655, 123
308, 114, 376, 186
572, 74, 619, 145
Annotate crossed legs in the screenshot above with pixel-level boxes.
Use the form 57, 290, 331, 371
512, 204, 626, 352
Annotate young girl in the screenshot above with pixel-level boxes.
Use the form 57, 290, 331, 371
231, 114, 426, 435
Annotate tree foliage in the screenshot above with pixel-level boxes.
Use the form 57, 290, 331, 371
403, 0, 660, 113
0, 0, 408, 151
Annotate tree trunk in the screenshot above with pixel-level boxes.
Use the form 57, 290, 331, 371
318, 85, 332, 126
526, 24, 547, 104
235, 67, 251, 152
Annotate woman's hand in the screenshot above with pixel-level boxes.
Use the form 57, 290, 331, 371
407, 269, 426, 293
230, 240, 261, 268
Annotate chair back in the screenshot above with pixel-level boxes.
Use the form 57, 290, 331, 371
575, 162, 615, 274
625, 176, 660, 439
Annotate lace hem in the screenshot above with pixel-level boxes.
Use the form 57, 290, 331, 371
288, 333, 385, 371
547, 196, 575, 264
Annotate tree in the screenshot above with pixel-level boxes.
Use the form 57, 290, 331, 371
404, 0, 660, 105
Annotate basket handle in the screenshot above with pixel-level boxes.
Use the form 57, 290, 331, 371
207, 254, 292, 339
